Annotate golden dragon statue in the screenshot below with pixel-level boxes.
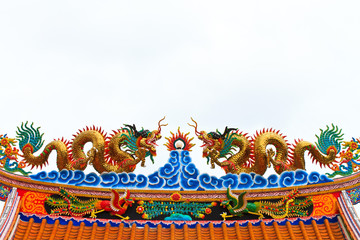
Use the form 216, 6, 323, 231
16, 118, 167, 174
189, 118, 342, 175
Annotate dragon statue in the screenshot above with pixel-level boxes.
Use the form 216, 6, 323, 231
189, 118, 343, 175
220, 188, 312, 220
46, 188, 134, 219
16, 118, 167, 174
0, 134, 30, 176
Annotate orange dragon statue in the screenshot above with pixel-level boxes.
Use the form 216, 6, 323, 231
188, 118, 342, 175
16, 118, 167, 174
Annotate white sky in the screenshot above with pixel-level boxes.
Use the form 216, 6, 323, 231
1, 0, 360, 211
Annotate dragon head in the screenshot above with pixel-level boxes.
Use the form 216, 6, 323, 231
188, 118, 215, 150
124, 117, 167, 158
188, 118, 238, 161
143, 117, 167, 157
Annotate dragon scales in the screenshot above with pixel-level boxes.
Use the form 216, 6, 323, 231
189, 118, 342, 176
16, 118, 167, 174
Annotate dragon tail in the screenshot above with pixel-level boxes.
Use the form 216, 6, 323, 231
259, 189, 312, 218
316, 124, 343, 155
17, 122, 69, 169
17, 122, 44, 152
291, 125, 343, 169
49, 189, 98, 217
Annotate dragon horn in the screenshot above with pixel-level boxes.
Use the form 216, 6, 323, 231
188, 117, 200, 136
158, 116, 168, 133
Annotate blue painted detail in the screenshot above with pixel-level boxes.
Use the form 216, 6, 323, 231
180, 176, 200, 190
307, 171, 332, 184
77, 172, 101, 186
135, 174, 148, 188
293, 170, 308, 186
112, 173, 137, 188
161, 172, 180, 189
199, 174, 216, 190
148, 172, 165, 189
29, 150, 333, 190
58, 170, 74, 183
46, 170, 59, 180
266, 174, 279, 188
181, 163, 199, 179
68, 171, 85, 185
237, 173, 254, 189
180, 151, 191, 165
164, 214, 192, 221
100, 172, 119, 187
30, 171, 51, 182
251, 175, 267, 189
220, 174, 238, 189
279, 171, 295, 188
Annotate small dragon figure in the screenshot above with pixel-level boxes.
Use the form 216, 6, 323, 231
326, 138, 360, 178
220, 188, 312, 220
189, 118, 342, 175
46, 188, 134, 219
17, 118, 167, 174
0, 134, 30, 176
0, 185, 10, 200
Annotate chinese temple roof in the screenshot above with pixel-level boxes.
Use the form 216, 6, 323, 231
11, 214, 346, 240
2, 122, 360, 240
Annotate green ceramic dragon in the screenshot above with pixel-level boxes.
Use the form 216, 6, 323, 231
220, 188, 313, 220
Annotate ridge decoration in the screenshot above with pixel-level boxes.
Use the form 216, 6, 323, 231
16, 118, 167, 174
136, 192, 216, 220
189, 118, 343, 176
164, 127, 195, 151
21, 191, 49, 214
220, 188, 313, 220
326, 138, 360, 177
0, 134, 30, 176
46, 188, 134, 219
30, 152, 333, 190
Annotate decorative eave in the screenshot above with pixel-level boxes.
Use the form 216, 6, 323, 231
9, 213, 348, 240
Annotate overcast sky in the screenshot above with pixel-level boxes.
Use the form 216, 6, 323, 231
1, 1, 360, 179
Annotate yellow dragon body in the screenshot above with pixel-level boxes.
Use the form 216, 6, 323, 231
17, 118, 167, 174
189, 118, 342, 175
